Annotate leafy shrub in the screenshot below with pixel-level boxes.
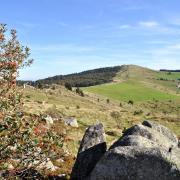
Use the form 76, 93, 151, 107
51, 85, 56, 90
36, 81, 43, 89
128, 100, 134, 105
110, 111, 121, 128
76, 87, 84, 97
65, 82, 72, 91
167, 72, 172, 75
0, 24, 64, 178
45, 105, 62, 118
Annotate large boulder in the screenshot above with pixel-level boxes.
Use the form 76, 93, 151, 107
89, 120, 180, 180
142, 120, 178, 145
110, 121, 178, 150
70, 123, 106, 180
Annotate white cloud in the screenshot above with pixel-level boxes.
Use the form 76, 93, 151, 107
168, 43, 180, 50
139, 21, 159, 28
148, 43, 180, 70
118, 24, 132, 29
149, 58, 180, 70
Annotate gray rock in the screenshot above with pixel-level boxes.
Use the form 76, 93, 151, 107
111, 123, 178, 149
44, 115, 54, 126
90, 146, 180, 180
142, 120, 178, 146
64, 117, 78, 127
110, 135, 161, 148
70, 123, 106, 180
89, 120, 180, 180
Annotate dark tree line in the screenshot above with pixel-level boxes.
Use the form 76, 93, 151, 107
18, 66, 122, 87
160, 69, 180, 72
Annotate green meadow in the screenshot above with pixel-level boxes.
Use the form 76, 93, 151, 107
157, 72, 180, 80
84, 81, 180, 102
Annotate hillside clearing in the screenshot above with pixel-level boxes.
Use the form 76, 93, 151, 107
84, 81, 180, 102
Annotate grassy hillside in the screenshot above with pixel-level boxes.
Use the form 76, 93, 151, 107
157, 71, 180, 80
23, 84, 180, 146
114, 65, 157, 81
22, 65, 180, 176
85, 80, 179, 102
85, 65, 180, 102
23, 78, 180, 176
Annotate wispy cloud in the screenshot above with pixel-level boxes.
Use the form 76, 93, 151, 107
168, 43, 180, 50
115, 21, 160, 32
118, 24, 132, 29
147, 43, 180, 69
139, 21, 159, 28
10, 0, 180, 80
114, 20, 180, 37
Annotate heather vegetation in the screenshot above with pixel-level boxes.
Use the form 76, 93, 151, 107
0, 24, 68, 178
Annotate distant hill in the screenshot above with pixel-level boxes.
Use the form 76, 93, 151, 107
18, 66, 122, 87
18, 65, 180, 88
84, 65, 180, 102
37, 66, 123, 87
160, 69, 180, 72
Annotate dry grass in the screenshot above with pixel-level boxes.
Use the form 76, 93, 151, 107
21, 84, 180, 177
23, 85, 180, 149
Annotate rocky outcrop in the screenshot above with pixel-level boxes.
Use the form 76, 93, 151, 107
90, 120, 180, 180
70, 123, 106, 180
110, 120, 178, 150
73, 120, 180, 180
90, 146, 180, 180
142, 120, 178, 145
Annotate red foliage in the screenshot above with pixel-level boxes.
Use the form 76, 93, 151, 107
0, 61, 18, 69
34, 124, 48, 135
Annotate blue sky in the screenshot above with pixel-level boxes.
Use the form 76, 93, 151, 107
1, 0, 180, 80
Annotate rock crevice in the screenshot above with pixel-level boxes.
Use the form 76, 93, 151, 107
70, 123, 106, 180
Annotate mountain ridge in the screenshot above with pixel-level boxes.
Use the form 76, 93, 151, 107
18, 65, 180, 88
